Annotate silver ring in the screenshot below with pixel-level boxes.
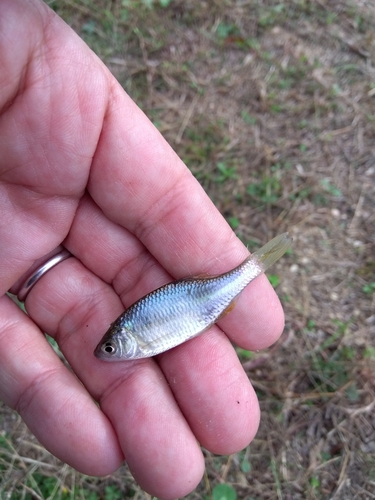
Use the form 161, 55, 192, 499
16, 248, 72, 302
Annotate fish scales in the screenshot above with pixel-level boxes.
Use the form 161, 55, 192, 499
94, 232, 292, 361
122, 259, 261, 346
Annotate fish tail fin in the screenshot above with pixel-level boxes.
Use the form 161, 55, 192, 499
253, 232, 292, 272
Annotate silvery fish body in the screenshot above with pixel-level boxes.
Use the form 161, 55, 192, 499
94, 233, 291, 361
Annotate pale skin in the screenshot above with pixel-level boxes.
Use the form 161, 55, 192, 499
0, 1, 285, 498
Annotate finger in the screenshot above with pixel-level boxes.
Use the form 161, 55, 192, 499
0, 295, 123, 476
42, 196, 260, 452
88, 86, 285, 350
158, 330, 260, 454
25, 258, 204, 499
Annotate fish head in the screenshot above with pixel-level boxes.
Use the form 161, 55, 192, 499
94, 320, 141, 361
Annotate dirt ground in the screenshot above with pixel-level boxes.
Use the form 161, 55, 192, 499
1, 0, 375, 499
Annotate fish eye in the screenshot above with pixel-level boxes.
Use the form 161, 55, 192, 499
103, 341, 116, 354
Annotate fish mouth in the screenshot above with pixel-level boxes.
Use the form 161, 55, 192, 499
94, 342, 105, 359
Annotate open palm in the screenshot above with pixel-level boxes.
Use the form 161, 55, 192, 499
0, 1, 285, 498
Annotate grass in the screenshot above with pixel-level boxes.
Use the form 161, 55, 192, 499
2, 0, 375, 498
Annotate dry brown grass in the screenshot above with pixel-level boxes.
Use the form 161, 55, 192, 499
1, 0, 375, 498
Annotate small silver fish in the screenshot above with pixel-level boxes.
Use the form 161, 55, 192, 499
94, 232, 291, 361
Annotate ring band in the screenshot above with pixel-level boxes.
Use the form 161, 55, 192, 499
16, 248, 72, 302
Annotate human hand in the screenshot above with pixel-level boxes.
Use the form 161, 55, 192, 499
0, 0, 285, 498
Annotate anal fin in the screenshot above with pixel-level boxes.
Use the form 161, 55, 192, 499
217, 300, 236, 320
